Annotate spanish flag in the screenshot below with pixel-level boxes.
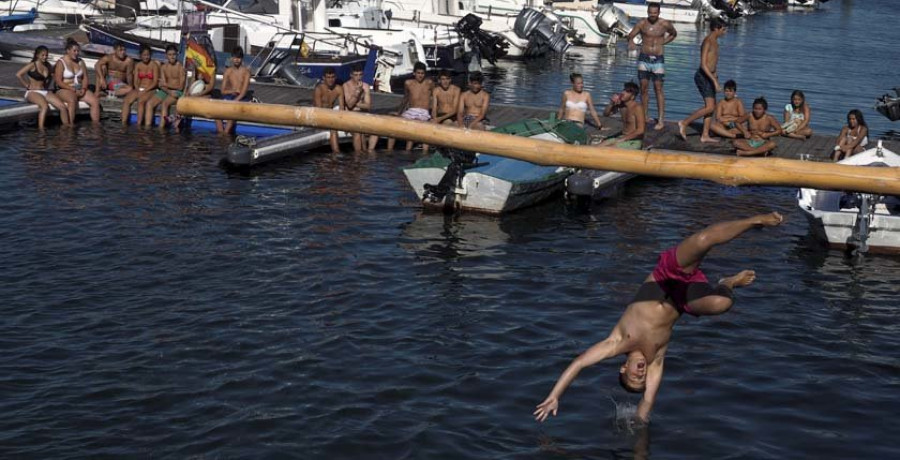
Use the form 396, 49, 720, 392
185, 36, 217, 83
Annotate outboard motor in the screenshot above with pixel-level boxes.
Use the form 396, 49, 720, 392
514, 8, 571, 57
422, 148, 480, 209
594, 4, 633, 37
692, 0, 730, 21
456, 13, 509, 65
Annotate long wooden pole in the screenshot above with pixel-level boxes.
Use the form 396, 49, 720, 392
177, 98, 900, 195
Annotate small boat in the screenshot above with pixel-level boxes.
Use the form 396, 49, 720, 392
0, 8, 36, 30
565, 167, 636, 201
875, 88, 900, 122
403, 115, 587, 214
797, 141, 900, 254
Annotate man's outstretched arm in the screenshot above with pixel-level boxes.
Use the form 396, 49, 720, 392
534, 336, 622, 422
636, 345, 667, 423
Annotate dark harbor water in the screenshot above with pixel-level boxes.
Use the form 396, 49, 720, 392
2, 1, 900, 458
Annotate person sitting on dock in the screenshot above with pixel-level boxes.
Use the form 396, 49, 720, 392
313, 67, 344, 153
342, 64, 373, 153
709, 80, 749, 140
600, 81, 645, 149
457, 71, 490, 131
557, 72, 603, 129
428, 70, 462, 153
120, 44, 159, 126
677, 18, 727, 144
93, 41, 134, 99
832, 109, 868, 161
781, 90, 813, 140
216, 46, 251, 135
626, 1, 677, 131
432, 70, 460, 126
144, 44, 186, 129
387, 62, 434, 151
54, 39, 101, 124
17, 45, 70, 129
534, 212, 784, 425
733, 97, 782, 157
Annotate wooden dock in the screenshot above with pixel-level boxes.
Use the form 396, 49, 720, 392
1, 60, 896, 159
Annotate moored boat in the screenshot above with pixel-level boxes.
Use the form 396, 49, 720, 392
403, 116, 587, 214
797, 141, 900, 254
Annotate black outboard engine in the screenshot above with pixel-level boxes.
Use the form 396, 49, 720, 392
513, 8, 571, 58
456, 13, 509, 65
423, 149, 480, 206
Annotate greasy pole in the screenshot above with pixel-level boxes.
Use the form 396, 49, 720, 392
176, 98, 900, 195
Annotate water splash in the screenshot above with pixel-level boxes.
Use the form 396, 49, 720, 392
611, 396, 647, 434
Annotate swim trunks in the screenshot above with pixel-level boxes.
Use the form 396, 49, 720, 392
463, 114, 489, 128
401, 107, 431, 122
155, 89, 184, 100
694, 68, 716, 99
606, 136, 642, 149
221, 93, 252, 102
106, 76, 127, 92
725, 121, 737, 130
650, 246, 708, 315
637, 53, 665, 82
748, 138, 766, 149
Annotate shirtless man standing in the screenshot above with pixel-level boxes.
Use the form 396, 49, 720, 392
216, 46, 251, 134
626, 2, 677, 131
710, 80, 749, 139
535, 212, 784, 424
94, 41, 134, 98
314, 68, 344, 153
144, 44, 186, 129
678, 19, 726, 143
388, 62, 434, 151
601, 81, 645, 149
733, 97, 782, 157
457, 71, 490, 131
342, 64, 373, 153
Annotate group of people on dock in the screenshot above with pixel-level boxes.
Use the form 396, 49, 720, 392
15, 12, 873, 161
311, 62, 492, 154
15, 40, 249, 132
554, 1, 870, 160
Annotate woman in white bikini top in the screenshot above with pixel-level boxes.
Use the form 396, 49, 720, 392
54, 39, 101, 123
557, 73, 603, 129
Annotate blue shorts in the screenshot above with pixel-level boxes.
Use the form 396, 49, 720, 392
221, 93, 251, 102
637, 53, 665, 82
694, 69, 716, 99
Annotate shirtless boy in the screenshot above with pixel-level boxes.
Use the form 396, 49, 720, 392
94, 41, 134, 98
432, 70, 460, 126
216, 46, 251, 134
626, 2, 677, 131
342, 64, 373, 153
678, 19, 726, 143
145, 44, 186, 129
601, 81, 645, 149
733, 97, 782, 157
388, 62, 434, 151
710, 80, 749, 139
457, 71, 490, 131
535, 212, 784, 424
314, 67, 344, 153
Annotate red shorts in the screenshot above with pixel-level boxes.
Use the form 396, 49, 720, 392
651, 246, 708, 315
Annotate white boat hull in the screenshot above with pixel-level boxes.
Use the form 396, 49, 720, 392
797, 143, 900, 254
613, 1, 701, 24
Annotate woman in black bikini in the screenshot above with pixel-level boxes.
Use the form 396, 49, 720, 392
16, 46, 71, 128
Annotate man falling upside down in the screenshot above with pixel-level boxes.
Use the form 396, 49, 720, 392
535, 212, 784, 424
